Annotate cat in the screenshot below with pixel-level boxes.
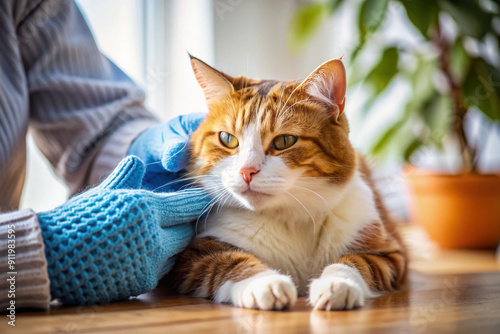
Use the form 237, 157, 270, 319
171, 55, 407, 311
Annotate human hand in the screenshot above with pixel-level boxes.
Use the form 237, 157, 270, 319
127, 113, 207, 191
38, 156, 210, 305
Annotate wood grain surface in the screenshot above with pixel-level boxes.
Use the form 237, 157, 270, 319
4, 225, 500, 334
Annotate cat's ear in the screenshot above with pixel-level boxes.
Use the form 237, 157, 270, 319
297, 58, 346, 120
190, 55, 234, 107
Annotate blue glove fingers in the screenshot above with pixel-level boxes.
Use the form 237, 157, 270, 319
127, 124, 166, 174
147, 189, 212, 228
127, 113, 207, 191
161, 112, 207, 172
166, 112, 207, 139
161, 139, 191, 173
177, 112, 207, 136
99, 156, 145, 190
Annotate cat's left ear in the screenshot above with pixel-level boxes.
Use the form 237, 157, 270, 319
296, 58, 346, 120
190, 55, 235, 108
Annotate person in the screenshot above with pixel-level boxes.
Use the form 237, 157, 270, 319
0, 0, 207, 310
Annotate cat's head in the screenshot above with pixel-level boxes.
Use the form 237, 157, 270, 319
188, 56, 357, 212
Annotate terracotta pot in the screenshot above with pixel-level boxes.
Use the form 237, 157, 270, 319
404, 168, 500, 249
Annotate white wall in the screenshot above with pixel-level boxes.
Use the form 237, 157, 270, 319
144, 0, 215, 120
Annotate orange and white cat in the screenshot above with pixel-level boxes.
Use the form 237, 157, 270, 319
172, 56, 407, 311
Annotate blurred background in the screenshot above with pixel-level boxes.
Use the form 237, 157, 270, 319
21, 0, 500, 225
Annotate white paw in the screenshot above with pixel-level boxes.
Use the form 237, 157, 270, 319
309, 276, 364, 310
228, 271, 298, 310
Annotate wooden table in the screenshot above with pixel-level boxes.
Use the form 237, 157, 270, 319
5, 226, 500, 334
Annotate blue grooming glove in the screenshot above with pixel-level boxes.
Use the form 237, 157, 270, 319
38, 156, 210, 305
128, 112, 207, 191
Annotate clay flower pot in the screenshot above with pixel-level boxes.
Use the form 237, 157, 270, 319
404, 167, 500, 249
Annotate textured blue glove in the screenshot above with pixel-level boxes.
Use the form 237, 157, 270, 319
128, 112, 207, 191
38, 156, 210, 305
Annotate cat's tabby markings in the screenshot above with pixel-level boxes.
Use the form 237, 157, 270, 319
172, 55, 407, 311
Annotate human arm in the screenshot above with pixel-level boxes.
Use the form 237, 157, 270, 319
0, 156, 210, 309
18, 0, 158, 193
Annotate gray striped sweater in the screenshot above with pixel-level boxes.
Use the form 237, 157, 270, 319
0, 0, 158, 309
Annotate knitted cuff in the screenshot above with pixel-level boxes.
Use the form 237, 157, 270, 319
0, 209, 50, 310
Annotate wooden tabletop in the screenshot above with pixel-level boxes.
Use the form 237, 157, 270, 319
5, 225, 500, 334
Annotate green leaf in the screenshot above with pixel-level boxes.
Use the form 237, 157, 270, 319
440, 0, 493, 39
346, 45, 368, 85
450, 38, 471, 84
399, 0, 439, 37
420, 92, 442, 127
370, 118, 420, 162
288, 2, 328, 52
325, 0, 346, 14
463, 58, 500, 122
358, 0, 389, 44
403, 138, 424, 161
420, 92, 453, 148
370, 118, 405, 156
349, 44, 364, 65
407, 57, 438, 103
365, 47, 399, 95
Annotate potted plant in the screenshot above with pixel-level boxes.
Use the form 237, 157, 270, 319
289, 0, 500, 248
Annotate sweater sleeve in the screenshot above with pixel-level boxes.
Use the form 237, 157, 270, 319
0, 209, 50, 310
18, 0, 158, 194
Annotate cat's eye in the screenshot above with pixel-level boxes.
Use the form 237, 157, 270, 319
273, 135, 297, 150
219, 131, 239, 148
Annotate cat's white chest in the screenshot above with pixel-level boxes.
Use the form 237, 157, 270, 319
198, 172, 378, 296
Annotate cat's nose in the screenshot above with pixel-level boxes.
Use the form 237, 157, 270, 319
240, 167, 260, 184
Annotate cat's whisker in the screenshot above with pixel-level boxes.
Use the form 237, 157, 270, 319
151, 176, 207, 192
169, 190, 212, 200
212, 190, 231, 216
276, 76, 301, 115
276, 83, 286, 111
169, 140, 190, 160
153, 174, 220, 192
161, 175, 207, 185
178, 176, 220, 190
249, 219, 266, 239
290, 185, 333, 212
226, 88, 239, 119
284, 190, 318, 237
194, 186, 225, 235
280, 98, 312, 115
172, 188, 207, 197
199, 182, 226, 191
192, 188, 224, 201
276, 82, 300, 118
217, 192, 232, 214
279, 192, 293, 218
274, 98, 314, 132
144, 160, 162, 166
202, 191, 227, 232
274, 83, 287, 126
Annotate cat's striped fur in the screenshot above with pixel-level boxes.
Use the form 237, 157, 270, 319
172, 56, 407, 311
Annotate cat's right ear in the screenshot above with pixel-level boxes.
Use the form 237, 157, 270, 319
190, 55, 234, 107
296, 58, 346, 121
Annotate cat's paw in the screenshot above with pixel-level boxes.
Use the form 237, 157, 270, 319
219, 271, 297, 310
309, 276, 364, 311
